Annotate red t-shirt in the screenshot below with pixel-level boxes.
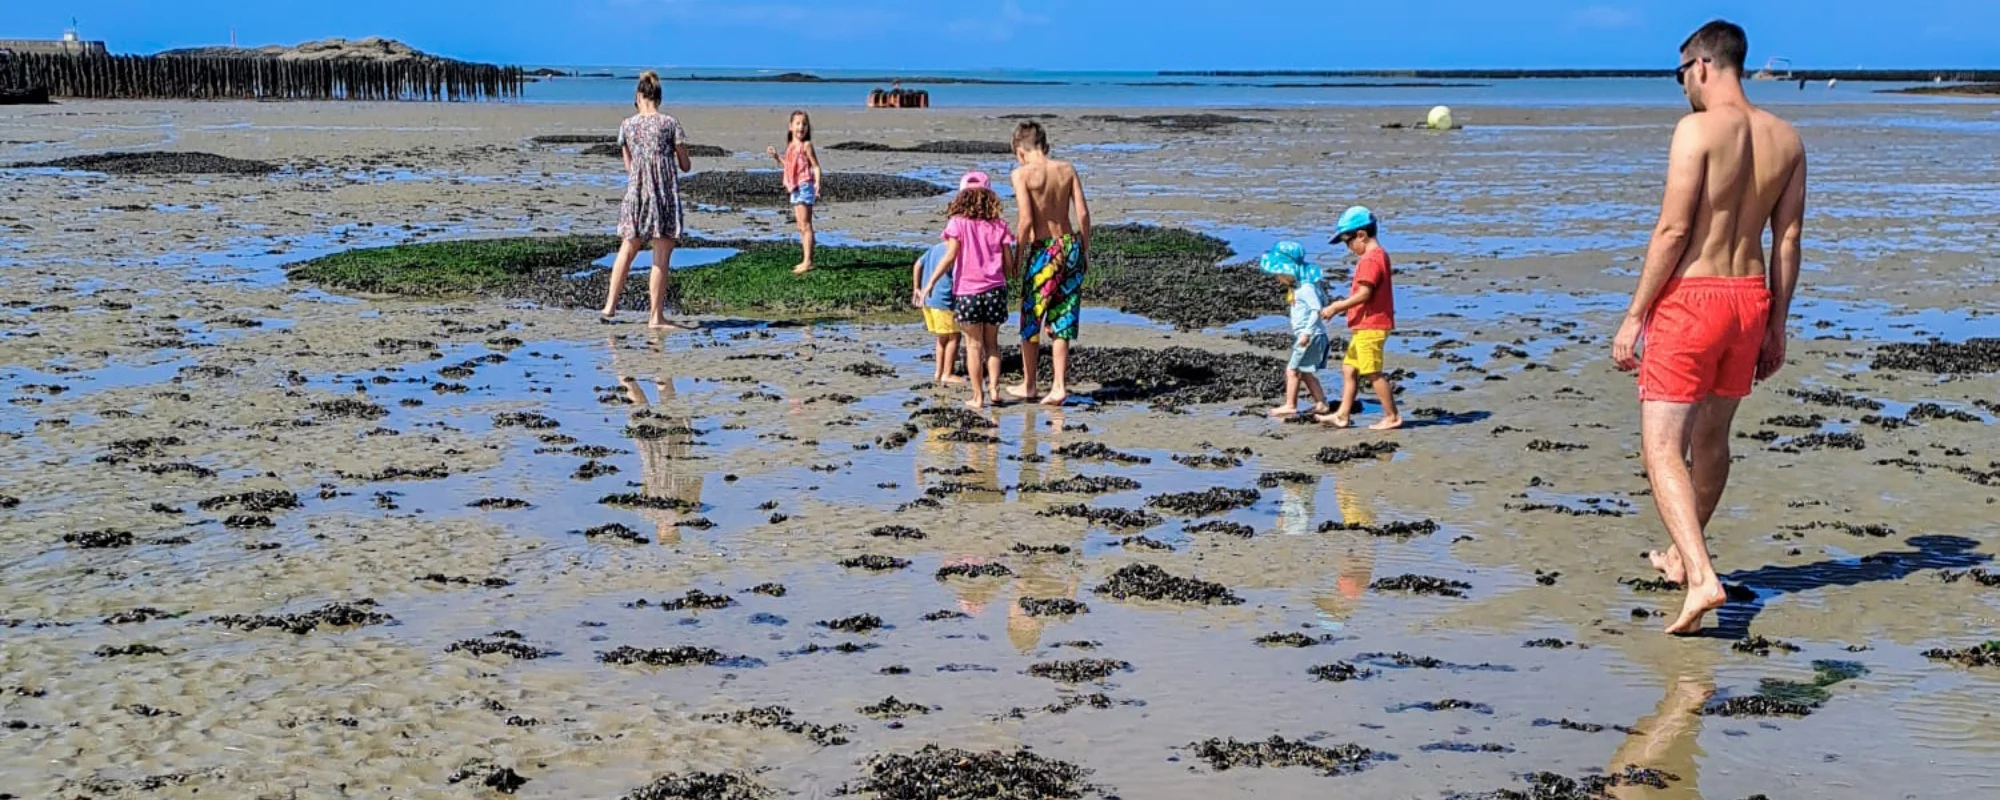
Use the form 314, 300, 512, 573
1347, 248, 1395, 331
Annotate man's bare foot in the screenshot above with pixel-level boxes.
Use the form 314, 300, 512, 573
1648, 548, 1688, 585
1368, 416, 1404, 431
1316, 413, 1352, 428
1311, 403, 1332, 415
1005, 385, 1039, 401
1268, 405, 1299, 418
1664, 581, 1728, 635
791, 262, 813, 275
940, 375, 968, 385
964, 398, 988, 411
1039, 391, 1068, 407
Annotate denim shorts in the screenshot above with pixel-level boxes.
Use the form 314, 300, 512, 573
789, 181, 817, 207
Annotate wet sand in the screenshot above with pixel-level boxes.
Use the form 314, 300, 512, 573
1, 100, 1997, 799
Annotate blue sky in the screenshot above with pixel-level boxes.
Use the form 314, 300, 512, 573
15, 1, 1998, 70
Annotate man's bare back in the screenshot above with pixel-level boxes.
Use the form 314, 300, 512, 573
1671, 105, 1806, 282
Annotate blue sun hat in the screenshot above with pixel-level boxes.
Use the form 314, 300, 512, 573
1259, 241, 1320, 285
1330, 205, 1376, 243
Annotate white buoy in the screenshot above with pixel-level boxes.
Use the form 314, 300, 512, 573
1827, 78, 1838, 89
1427, 105, 1455, 131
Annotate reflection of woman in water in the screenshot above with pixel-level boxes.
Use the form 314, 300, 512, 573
611, 337, 705, 545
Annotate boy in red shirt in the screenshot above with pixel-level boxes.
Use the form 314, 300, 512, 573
1316, 206, 1403, 431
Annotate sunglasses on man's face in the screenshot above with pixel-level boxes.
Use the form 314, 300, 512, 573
1675, 56, 1710, 86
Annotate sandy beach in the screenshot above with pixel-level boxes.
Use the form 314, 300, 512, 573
1, 98, 1996, 798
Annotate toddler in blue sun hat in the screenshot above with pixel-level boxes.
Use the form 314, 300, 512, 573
1260, 241, 1332, 418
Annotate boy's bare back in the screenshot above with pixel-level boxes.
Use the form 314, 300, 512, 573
1670, 104, 1805, 281
1013, 157, 1085, 242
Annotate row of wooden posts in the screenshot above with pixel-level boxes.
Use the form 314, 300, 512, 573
0, 53, 525, 101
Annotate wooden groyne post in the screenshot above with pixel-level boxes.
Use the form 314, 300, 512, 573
0, 53, 525, 101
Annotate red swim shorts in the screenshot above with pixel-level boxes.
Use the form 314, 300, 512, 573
1638, 276, 1772, 403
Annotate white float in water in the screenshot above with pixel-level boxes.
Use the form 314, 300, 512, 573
1427, 105, 1455, 131
1827, 79, 1839, 89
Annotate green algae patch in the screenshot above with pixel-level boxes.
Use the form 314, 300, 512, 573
287, 235, 620, 296
673, 244, 923, 315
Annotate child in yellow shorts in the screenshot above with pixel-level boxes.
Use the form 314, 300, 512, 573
1317, 206, 1403, 431
913, 243, 965, 385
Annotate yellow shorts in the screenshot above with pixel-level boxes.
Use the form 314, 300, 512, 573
1343, 329, 1388, 375
922, 307, 958, 336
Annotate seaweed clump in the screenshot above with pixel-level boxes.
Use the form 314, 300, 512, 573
620, 771, 771, 800
1092, 563, 1243, 605
1185, 736, 1393, 776
1144, 487, 1261, 516
841, 745, 1107, 800
210, 600, 391, 635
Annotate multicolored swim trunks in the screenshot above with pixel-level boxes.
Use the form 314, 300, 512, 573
1638, 276, 1771, 403
1020, 234, 1084, 342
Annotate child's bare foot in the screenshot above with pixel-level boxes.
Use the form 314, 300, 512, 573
1368, 415, 1404, 431
1039, 390, 1068, 407
1005, 385, 1039, 401
1316, 413, 1352, 428
941, 375, 968, 385
1648, 548, 1687, 585
1311, 403, 1332, 415
1664, 580, 1728, 635
648, 318, 687, 331
791, 262, 813, 275
964, 398, 988, 411
1268, 405, 1299, 418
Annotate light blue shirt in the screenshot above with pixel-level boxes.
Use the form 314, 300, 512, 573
1290, 281, 1327, 340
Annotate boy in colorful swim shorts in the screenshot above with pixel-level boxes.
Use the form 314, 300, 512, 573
1007, 121, 1092, 407
1317, 206, 1403, 431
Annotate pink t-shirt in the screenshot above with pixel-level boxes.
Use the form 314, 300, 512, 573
942, 216, 1014, 296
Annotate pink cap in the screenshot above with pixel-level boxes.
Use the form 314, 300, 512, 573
958, 171, 990, 191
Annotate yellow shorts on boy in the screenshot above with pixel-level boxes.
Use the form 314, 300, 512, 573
1343, 329, 1388, 375
923, 308, 959, 335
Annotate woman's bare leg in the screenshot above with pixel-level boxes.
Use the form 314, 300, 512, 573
647, 238, 678, 329
601, 238, 643, 316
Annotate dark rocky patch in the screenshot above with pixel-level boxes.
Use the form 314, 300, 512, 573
1012, 542, 1076, 555
222, 514, 274, 529
492, 410, 561, 430
1119, 535, 1173, 551
939, 429, 1002, 444
1389, 699, 1493, 714
1870, 338, 2000, 375
1530, 718, 1633, 734
1028, 659, 1132, 683
921, 609, 970, 621
830, 139, 1014, 154
1526, 439, 1588, 452
1186, 520, 1256, 538
661, 590, 735, 611
936, 562, 1014, 581
1619, 576, 1679, 592
1081, 113, 1266, 131
1039, 503, 1162, 529
859, 696, 933, 719
102, 608, 183, 625
64, 528, 135, 549
1017, 475, 1142, 494
582, 523, 647, 544
1315, 441, 1399, 465
1786, 387, 1883, 411
701, 706, 851, 747
1762, 414, 1827, 429
1419, 741, 1514, 754
1256, 471, 1317, 488
469, 497, 532, 510
447, 638, 557, 660
1019, 597, 1090, 617
1732, 635, 1803, 657
1093, 563, 1243, 605
1358, 652, 1513, 673
1910, 402, 1983, 423
748, 583, 788, 597
1369, 574, 1473, 598
1940, 568, 2000, 587
1050, 441, 1150, 464
1772, 432, 1865, 452
1185, 736, 1393, 776
16, 151, 278, 175
681, 171, 948, 206
95, 643, 170, 658
211, 600, 391, 634
1506, 500, 1630, 518
1145, 486, 1260, 516
1007, 344, 1287, 406
599, 646, 761, 668
1255, 632, 1332, 648
619, 771, 771, 800
197, 489, 300, 513
1923, 640, 2000, 668
573, 460, 620, 480
841, 745, 1106, 800
308, 398, 389, 421
599, 492, 698, 511
1450, 767, 1680, 800
1172, 453, 1243, 469
1700, 696, 1814, 717
819, 614, 886, 633
839, 554, 911, 572
910, 405, 998, 430
1320, 519, 1440, 539
868, 525, 927, 540
1523, 638, 1580, 649
134, 462, 217, 479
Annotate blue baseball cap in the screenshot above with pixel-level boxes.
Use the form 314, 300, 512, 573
1331, 206, 1376, 242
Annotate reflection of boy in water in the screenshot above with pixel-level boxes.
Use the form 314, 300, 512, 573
1311, 484, 1379, 626
1008, 558, 1081, 653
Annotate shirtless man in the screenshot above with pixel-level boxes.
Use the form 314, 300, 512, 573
1008, 121, 1092, 406
1611, 19, 1806, 635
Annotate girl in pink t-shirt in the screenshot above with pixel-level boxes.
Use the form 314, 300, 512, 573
917, 172, 1015, 409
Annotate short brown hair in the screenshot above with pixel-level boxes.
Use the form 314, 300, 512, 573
1012, 121, 1049, 154
1681, 20, 1748, 73
636, 70, 662, 104
947, 187, 1003, 221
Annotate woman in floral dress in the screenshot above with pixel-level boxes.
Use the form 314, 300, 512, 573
600, 70, 693, 329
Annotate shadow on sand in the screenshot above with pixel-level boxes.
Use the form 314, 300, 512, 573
1705, 535, 1990, 639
